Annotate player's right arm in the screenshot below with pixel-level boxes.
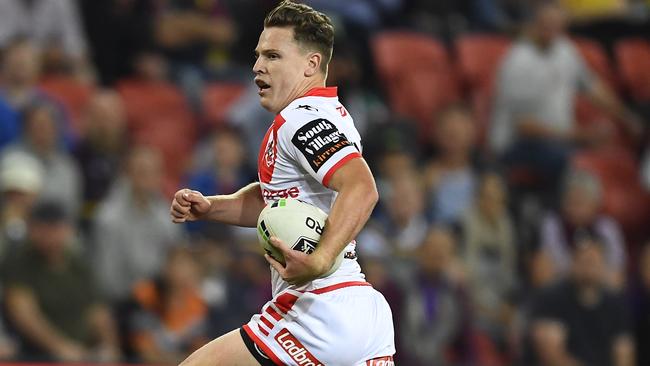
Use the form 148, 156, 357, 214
170, 183, 265, 227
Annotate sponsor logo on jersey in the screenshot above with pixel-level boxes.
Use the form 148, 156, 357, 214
291, 118, 353, 172
366, 356, 394, 366
262, 187, 300, 200
275, 329, 323, 366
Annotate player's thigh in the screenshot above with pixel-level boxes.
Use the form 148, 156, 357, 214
179, 329, 260, 366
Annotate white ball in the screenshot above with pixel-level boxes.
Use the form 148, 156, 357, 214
256, 198, 344, 277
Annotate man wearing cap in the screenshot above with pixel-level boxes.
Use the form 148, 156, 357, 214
0, 152, 44, 256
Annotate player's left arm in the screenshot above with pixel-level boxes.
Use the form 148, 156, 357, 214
266, 157, 378, 285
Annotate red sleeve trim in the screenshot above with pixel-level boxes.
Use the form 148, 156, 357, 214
322, 152, 362, 188
242, 324, 284, 365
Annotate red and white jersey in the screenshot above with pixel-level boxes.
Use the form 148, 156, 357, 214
257, 86, 365, 296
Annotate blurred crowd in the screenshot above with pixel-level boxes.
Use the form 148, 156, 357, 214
0, 0, 649, 365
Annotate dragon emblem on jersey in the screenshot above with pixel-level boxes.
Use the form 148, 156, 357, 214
264, 133, 276, 167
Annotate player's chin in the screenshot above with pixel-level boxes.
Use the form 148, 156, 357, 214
259, 97, 274, 112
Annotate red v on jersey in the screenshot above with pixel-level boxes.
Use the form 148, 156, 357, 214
258, 114, 287, 183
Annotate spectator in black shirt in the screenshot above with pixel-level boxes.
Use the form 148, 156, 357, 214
530, 238, 634, 366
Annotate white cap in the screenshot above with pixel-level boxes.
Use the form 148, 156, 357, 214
0, 151, 44, 194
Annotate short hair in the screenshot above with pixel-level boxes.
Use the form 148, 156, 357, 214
264, 0, 334, 73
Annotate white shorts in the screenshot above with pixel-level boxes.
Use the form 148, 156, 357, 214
242, 281, 395, 366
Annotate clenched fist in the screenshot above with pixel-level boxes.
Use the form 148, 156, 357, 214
170, 189, 211, 223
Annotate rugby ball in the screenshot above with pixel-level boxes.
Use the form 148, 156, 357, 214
256, 198, 344, 277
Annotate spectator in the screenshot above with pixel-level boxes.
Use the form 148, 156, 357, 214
358, 170, 428, 258
129, 247, 209, 365
93, 146, 182, 302
461, 172, 517, 346
0, 97, 19, 150
0, 39, 75, 147
185, 128, 255, 237
530, 238, 634, 366
0, 152, 44, 255
154, 0, 236, 107
187, 128, 254, 197
489, 2, 641, 196
634, 242, 650, 366
0, 0, 90, 78
1, 39, 46, 110
424, 104, 479, 225
540, 170, 626, 287
404, 0, 471, 42
399, 227, 474, 366
0, 102, 81, 216
79, 0, 157, 85
74, 90, 127, 225
471, 0, 535, 32
1, 201, 120, 362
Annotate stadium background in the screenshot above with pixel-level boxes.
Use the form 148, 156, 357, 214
0, 0, 650, 365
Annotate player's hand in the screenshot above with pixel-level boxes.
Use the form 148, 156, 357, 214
170, 189, 211, 223
265, 236, 330, 286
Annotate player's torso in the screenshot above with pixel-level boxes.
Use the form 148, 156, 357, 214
256, 88, 365, 295
257, 93, 361, 211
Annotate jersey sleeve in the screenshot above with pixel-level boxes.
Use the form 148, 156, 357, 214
278, 116, 361, 187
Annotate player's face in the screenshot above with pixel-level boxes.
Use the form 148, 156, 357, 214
253, 27, 313, 114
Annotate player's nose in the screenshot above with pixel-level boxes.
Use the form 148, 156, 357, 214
252, 58, 265, 74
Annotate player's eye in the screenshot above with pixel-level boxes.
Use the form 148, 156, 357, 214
268, 53, 279, 60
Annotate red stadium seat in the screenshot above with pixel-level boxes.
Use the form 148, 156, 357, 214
39, 76, 95, 137
116, 79, 197, 191
202, 82, 246, 128
455, 34, 512, 142
572, 147, 650, 233
572, 37, 617, 89
615, 38, 650, 102
456, 34, 512, 95
372, 31, 460, 136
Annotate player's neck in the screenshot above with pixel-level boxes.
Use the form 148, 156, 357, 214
279, 78, 326, 113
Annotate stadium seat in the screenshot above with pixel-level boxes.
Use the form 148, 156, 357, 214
116, 79, 197, 192
572, 37, 617, 89
39, 76, 95, 137
572, 147, 650, 233
202, 82, 246, 128
372, 31, 460, 136
455, 34, 512, 142
615, 38, 650, 102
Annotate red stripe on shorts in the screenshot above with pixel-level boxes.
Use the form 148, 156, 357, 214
274, 293, 299, 314
260, 315, 274, 330
258, 324, 269, 336
265, 305, 283, 321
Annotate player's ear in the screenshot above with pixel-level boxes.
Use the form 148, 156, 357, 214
304, 52, 321, 77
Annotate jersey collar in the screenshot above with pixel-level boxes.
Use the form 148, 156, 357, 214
301, 86, 338, 98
